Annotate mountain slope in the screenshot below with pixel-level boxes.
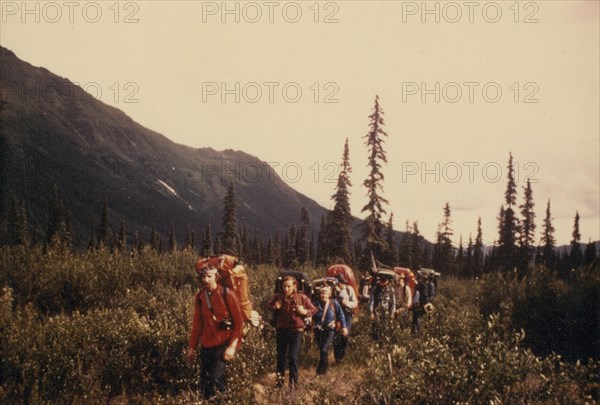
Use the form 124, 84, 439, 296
0, 46, 328, 246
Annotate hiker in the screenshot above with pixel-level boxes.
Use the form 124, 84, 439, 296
333, 274, 357, 362
312, 286, 348, 375
368, 277, 396, 320
267, 275, 317, 390
394, 274, 412, 327
359, 274, 373, 303
187, 264, 244, 400
411, 274, 431, 334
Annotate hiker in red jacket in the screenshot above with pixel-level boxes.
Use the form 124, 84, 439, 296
268, 275, 317, 390
187, 264, 244, 400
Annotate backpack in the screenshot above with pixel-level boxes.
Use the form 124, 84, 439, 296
312, 277, 339, 301
195, 254, 253, 322
274, 270, 313, 297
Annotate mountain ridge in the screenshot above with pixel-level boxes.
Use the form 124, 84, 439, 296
0, 46, 332, 247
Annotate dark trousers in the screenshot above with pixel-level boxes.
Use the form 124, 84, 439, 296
314, 328, 335, 375
200, 343, 228, 399
276, 328, 303, 385
333, 315, 352, 361
412, 308, 424, 334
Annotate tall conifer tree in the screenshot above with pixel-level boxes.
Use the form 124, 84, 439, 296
498, 153, 520, 271
518, 179, 536, 275
326, 138, 353, 264
540, 200, 556, 269
570, 211, 583, 268
361, 95, 389, 261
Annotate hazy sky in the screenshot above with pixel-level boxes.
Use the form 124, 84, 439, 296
1, 0, 598, 246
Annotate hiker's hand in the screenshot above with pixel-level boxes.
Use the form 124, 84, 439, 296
186, 348, 196, 364
370, 313, 375, 320
274, 301, 282, 310
223, 346, 236, 361
295, 305, 307, 315
341, 328, 349, 337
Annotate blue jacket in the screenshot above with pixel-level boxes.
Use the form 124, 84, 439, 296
312, 299, 347, 330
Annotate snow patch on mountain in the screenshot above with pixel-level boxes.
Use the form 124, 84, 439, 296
158, 180, 178, 196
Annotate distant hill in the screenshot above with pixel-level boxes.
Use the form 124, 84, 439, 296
1, 46, 335, 247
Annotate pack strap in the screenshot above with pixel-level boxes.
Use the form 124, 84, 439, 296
320, 300, 330, 324
203, 287, 231, 322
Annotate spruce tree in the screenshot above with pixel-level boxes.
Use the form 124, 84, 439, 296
8, 196, 30, 247
98, 197, 110, 247
437, 202, 455, 274
201, 220, 213, 256
584, 238, 597, 265
184, 224, 193, 250
213, 234, 221, 254
411, 221, 422, 270
149, 226, 159, 250
237, 224, 247, 261
569, 211, 583, 269
465, 234, 474, 278
326, 138, 353, 264
46, 184, 66, 245
473, 217, 484, 276
63, 210, 73, 249
296, 207, 309, 264
361, 95, 389, 261
273, 228, 282, 267
498, 153, 519, 272
285, 223, 298, 267
118, 217, 126, 251
518, 179, 536, 275
398, 220, 412, 268
265, 235, 274, 265
316, 214, 330, 265
383, 213, 398, 265
169, 223, 177, 252
88, 220, 97, 251
456, 235, 464, 275
221, 181, 238, 255
540, 200, 556, 269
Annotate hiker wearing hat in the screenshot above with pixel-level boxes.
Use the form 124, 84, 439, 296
368, 276, 396, 340
368, 277, 396, 320
312, 286, 347, 375
394, 274, 412, 327
333, 274, 357, 361
411, 273, 432, 334
187, 263, 244, 399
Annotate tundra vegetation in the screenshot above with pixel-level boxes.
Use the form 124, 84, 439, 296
1, 244, 598, 404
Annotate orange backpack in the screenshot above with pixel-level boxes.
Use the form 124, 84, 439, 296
195, 254, 253, 322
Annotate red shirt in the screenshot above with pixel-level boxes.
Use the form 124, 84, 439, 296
188, 285, 244, 350
268, 292, 316, 330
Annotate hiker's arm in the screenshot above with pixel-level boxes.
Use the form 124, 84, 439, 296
224, 338, 239, 361
346, 288, 358, 309
335, 301, 347, 329
267, 294, 282, 310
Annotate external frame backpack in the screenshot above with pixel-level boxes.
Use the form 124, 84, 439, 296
195, 254, 253, 322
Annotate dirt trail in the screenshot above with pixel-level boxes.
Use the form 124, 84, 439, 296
253, 360, 365, 404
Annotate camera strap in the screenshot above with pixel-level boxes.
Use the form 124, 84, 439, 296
204, 287, 231, 322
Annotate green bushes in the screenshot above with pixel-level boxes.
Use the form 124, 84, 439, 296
1, 245, 598, 403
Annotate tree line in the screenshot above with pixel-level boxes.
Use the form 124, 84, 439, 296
2, 96, 598, 277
